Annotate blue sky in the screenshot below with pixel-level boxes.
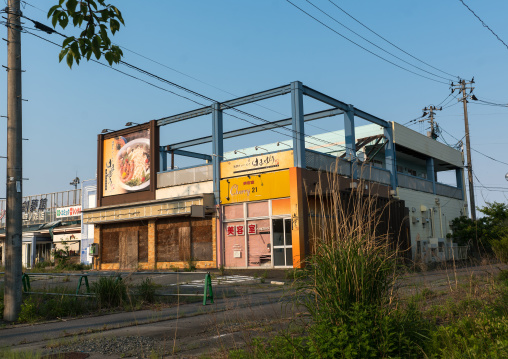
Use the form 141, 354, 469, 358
0, 0, 507, 215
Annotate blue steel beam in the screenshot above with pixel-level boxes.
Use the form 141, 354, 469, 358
220, 85, 291, 110
456, 168, 464, 200
384, 124, 398, 189
157, 107, 213, 127
157, 85, 291, 127
291, 81, 306, 168
427, 157, 436, 194
165, 108, 344, 150
161, 148, 212, 162
159, 147, 168, 172
344, 105, 357, 178
302, 85, 389, 128
212, 103, 223, 204
344, 105, 356, 161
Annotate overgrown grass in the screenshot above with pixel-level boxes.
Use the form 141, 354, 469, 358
137, 277, 160, 304
229, 167, 508, 358
92, 276, 128, 309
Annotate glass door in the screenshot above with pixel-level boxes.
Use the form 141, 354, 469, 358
272, 218, 293, 267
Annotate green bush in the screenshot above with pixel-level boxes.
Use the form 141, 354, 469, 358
491, 235, 508, 263
18, 297, 40, 323
137, 278, 158, 303
92, 276, 127, 308
33, 260, 53, 270
429, 313, 508, 358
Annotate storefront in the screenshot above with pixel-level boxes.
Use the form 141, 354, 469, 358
222, 198, 292, 268
219, 151, 300, 269
85, 121, 217, 270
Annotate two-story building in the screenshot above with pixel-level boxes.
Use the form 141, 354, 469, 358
82, 81, 467, 270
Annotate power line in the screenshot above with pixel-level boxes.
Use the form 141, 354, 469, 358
284, 0, 450, 85
302, 0, 454, 82
439, 124, 508, 166
327, 0, 458, 79
328, 0, 458, 79
22, 29, 349, 153
458, 0, 508, 51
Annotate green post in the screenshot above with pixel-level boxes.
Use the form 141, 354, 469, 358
76, 275, 91, 295
21, 273, 30, 292
203, 272, 214, 305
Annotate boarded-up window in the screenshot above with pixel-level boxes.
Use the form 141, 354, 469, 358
138, 226, 148, 263
156, 217, 212, 262
102, 231, 119, 263
191, 219, 213, 261
156, 218, 185, 262
101, 221, 148, 265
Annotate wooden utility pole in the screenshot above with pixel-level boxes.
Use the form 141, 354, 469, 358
452, 79, 476, 221
420, 105, 442, 140
452, 78, 479, 259
4, 0, 23, 322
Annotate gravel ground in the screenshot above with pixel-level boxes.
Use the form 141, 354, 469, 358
46, 336, 169, 358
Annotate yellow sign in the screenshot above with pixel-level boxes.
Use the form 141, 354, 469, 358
221, 150, 293, 178
220, 170, 290, 204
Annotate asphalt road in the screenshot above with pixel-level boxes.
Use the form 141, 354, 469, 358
1, 264, 506, 358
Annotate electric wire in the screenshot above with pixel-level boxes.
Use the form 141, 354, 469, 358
303, 0, 454, 82
285, 0, 450, 85
439, 125, 508, 166
21, 29, 349, 153
458, 0, 508, 51
327, 0, 458, 79
18, 2, 347, 137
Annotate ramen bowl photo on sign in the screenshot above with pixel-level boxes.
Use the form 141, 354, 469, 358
116, 138, 151, 191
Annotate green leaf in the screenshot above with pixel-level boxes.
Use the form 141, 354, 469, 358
110, 19, 119, 35
58, 13, 69, 29
111, 6, 125, 25
51, 12, 59, 28
66, 0, 78, 14
70, 41, 80, 60
47, 5, 60, 18
62, 36, 75, 48
58, 48, 69, 63
92, 35, 101, 59
104, 51, 113, 66
88, 0, 98, 11
66, 52, 74, 68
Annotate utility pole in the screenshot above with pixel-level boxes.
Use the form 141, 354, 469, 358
452, 78, 479, 258
451, 79, 476, 221
420, 105, 442, 140
3, 0, 23, 322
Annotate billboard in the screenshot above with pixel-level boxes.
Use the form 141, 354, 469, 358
103, 129, 151, 197
221, 150, 293, 178
56, 206, 82, 218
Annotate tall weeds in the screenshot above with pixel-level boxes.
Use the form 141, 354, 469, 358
293, 166, 428, 358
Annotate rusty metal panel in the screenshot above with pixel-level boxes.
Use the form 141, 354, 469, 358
178, 227, 191, 261
156, 227, 179, 262
138, 226, 148, 262
119, 231, 138, 270
101, 232, 119, 263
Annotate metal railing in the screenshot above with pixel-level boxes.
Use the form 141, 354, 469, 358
358, 165, 391, 185
157, 164, 213, 188
397, 173, 434, 193
0, 189, 81, 228
305, 150, 351, 176
436, 183, 463, 200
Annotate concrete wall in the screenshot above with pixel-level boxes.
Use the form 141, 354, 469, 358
398, 187, 466, 259
393, 122, 463, 167
156, 181, 213, 200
